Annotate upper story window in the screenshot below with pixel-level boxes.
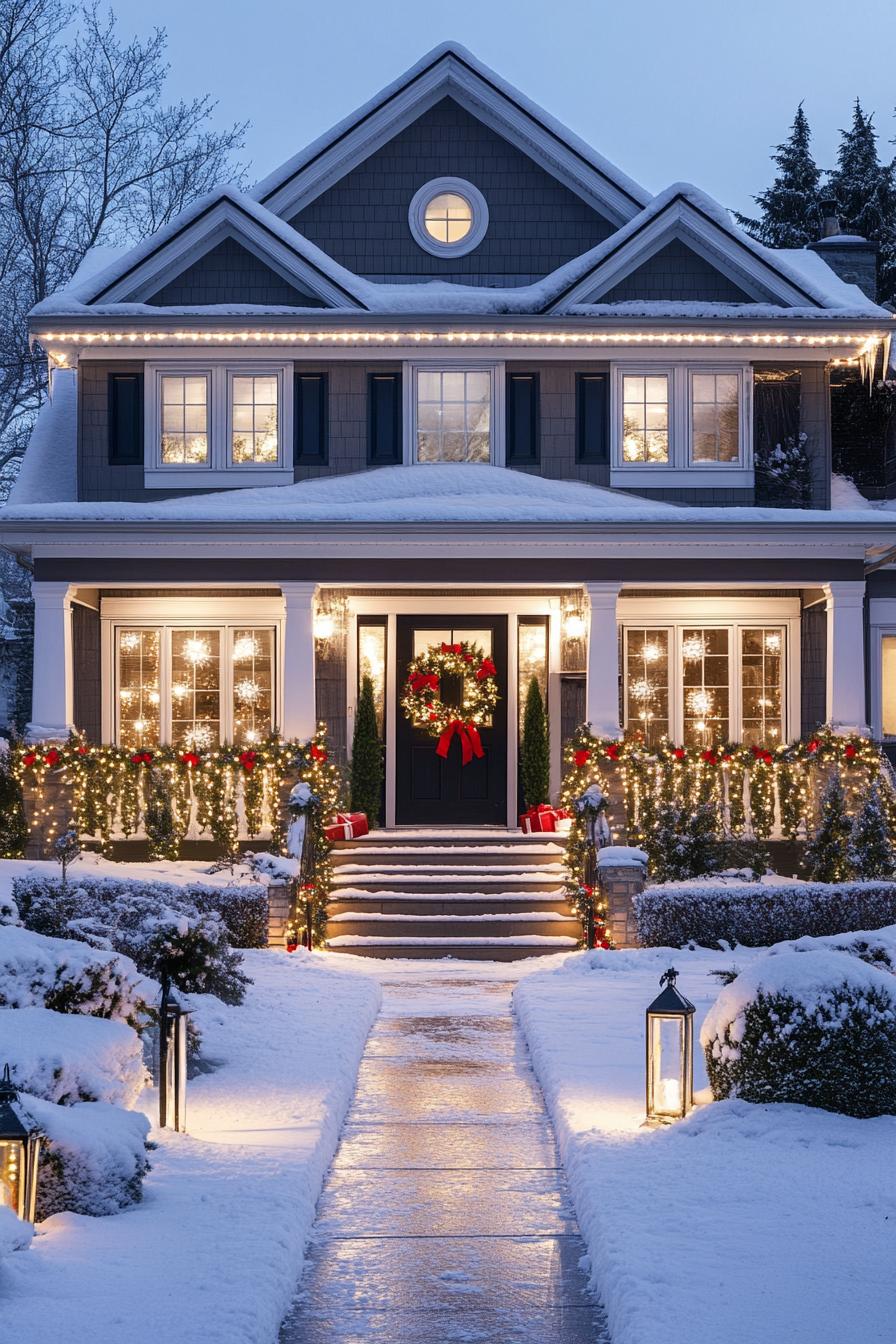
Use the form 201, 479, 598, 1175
691, 372, 739, 464
146, 362, 292, 489
408, 177, 489, 258
413, 366, 493, 463
622, 374, 669, 464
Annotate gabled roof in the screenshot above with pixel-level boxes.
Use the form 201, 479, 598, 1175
32, 187, 370, 314
543, 185, 847, 313
253, 42, 650, 227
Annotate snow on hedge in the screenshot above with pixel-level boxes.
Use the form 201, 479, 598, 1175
0, 924, 147, 1026
635, 879, 896, 947
0, 1007, 146, 1107
0, 1206, 33, 1258
26, 1094, 150, 1219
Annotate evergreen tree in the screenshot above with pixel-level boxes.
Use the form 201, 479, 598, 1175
350, 675, 383, 827
520, 676, 550, 809
0, 753, 27, 858
145, 769, 180, 861
847, 780, 896, 879
826, 100, 896, 304
645, 800, 722, 883
736, 104, 823, 247
804, 769, 853, 883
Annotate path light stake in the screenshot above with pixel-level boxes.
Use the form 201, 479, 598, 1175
0, 1064, 42, 1222
158, 977, 190, 1133
645, 968, 695, 1124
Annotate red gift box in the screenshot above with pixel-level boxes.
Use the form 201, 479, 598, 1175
324, 811, 369, 841
519, 804, 559, 834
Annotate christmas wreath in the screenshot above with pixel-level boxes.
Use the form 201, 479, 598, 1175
401, 640, 499, 765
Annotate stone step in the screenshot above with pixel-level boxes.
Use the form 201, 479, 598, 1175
331, 845, 565, 868
328, 911, 582, 940
330, 872, 566, 895
328, 893, 574, 917
332, 829, 563, 849
325, 934, 579, 960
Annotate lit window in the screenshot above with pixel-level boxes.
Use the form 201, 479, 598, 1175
624, 629, 669, 747
408, 178, 488, 257
622, 375, 669, 464
518, 620, 548, 733
681, 628, 730, 746
741, 628, 784, 745
692, 373, 739, 463
424, 193, 473, 245
160, 375, 208, 464
117, 629, 161, 748
171, 630, 221, 751
231, 629, 274, 744
416, 369, 491, 463
358, 622, 387, 737
231, 375, 278, 464
883, 637, 896, 736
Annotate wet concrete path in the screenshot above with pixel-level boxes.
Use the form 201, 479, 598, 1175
279, 962, 609, 1343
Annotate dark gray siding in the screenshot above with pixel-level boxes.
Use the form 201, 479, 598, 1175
72, 602, 101, 739
600, 240, 755, 303
145, 236, 325, 307
80, 360, 144, 500
288, 97, 614, 285
799, 363, 832, 510
800, 599, 827, 734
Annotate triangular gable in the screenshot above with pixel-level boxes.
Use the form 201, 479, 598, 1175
84, 190, 368, 310
145, 237, 327, 308
254, 43, 649, 228
544, 186, 826, 313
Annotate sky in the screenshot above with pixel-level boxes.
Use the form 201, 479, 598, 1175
105, 0, 896, 216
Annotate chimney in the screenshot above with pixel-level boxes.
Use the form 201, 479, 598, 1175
809, 199, 878, 302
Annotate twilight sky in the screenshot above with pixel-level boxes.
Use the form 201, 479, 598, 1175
109, 0, 896, 217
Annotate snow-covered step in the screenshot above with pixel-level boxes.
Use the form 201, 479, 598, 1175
328, 910, 580, 940
325, 934, 579, 961
331, 843, 565, 867
330, 870, 566, 894
327, 892, 573, 917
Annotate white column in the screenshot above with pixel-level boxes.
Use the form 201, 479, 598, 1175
824, 580, 868, 734
27, 581, 74, 740
280, 581, 318, 741
585, 581, 622, 739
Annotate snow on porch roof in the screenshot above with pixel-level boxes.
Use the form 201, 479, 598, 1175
5, 462, 896, 529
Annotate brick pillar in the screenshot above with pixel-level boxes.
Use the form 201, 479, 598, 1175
597, 855, 647, 948
266, 881, 293, 948
21, 768, 73, 860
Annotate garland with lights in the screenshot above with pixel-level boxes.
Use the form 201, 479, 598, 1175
401, 640, 499, 765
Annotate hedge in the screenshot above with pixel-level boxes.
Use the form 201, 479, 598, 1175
634, 880, 896, 948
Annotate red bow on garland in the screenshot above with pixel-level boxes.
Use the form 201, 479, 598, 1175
180, 752, 200, 769
239, 750, 257, 772
408, 671, 439, 695
310, 743, 328, 762
436, 719, 484, 767
440, 642, 463, 655
130, 751, 153, 766
476, 657, 497, 681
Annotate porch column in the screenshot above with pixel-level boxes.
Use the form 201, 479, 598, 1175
823, 580, 868, 734
27, 580, 74, 740
280, 581, 318, 741
584, 581, 622, 738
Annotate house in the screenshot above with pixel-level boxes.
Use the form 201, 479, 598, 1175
2, 42, 896, 833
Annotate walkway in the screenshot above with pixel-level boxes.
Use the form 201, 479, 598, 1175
279, 959, 609, 1343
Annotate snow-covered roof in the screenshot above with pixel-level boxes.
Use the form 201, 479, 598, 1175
5, 462, 896, 528
7, 370, 77, 506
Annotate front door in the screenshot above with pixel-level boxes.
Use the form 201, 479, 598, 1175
395, 616, 508, 826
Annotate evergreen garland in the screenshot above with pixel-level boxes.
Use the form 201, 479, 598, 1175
350, 675, 384, 827
520, 676, 550, 809
144, 769, 180, 861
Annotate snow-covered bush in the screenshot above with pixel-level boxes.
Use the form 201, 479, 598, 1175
755, 431, 812, 505
26, 1094, 150, 1219
701, 948, 896, 1117
0, 925, 147, 1027
12, 873, 254, 1003
635, 879, 896, 947
190, 883, 268, 948
0, 1007, 147, 1107
0, 1205, 33, 1256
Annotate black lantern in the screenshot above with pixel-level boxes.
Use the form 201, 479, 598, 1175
0, 1064, 42, 1222
158, 980, 190, 1133
645, 968, 695, 1123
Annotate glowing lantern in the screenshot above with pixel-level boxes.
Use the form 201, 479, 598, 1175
645, 968, 695, 1123
0, 1065, 42, 1222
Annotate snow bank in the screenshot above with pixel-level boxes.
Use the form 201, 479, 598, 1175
6, 369, 77, 506
0, 924, 147, 1025
0, 1007, 146, 1107
0, 1205, 33, 1258
27, 1094, 150, 1219
596, 845, 648, 868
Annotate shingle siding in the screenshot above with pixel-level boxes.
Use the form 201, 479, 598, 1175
600, 239, 756, 303
288, 97, 614, 285
800, 599, 827, 734
145, 236, 325, 307
72, 602, 101, 740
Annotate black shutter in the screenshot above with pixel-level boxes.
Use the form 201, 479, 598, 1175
367, 372, 402, 465
108, 372, 143, 464
505, 372, 540, 465
294, 373, 328, 464
576, 372, 609, 464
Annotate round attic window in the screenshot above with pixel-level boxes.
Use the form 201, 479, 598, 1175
409, 178, 488, 258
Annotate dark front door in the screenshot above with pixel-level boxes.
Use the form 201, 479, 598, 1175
396, 616, 508, 826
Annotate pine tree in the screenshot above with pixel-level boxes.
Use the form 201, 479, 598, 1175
0, 756, 27, 858
645, 800, 722, 883
736, 105, 823, 247
145, 769, 180, 861
804, 769, 853, 882
847, 780, 896, 878
826, 100, 896, 304
520, 676, 550, 809
350, 675, 383, 827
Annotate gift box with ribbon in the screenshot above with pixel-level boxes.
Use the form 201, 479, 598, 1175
324, 811, 370, 842
519, 804, 569, 834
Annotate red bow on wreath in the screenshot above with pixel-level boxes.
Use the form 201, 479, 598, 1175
436, 719, 484, 767
408, 672, 439, 695
476, 657, 497, 681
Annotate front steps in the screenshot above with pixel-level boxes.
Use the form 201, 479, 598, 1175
326, 830, 581, 960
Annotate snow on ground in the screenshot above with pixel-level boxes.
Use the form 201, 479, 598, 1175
514, 943, 896, 1344
1, 948, 381, 1344
0, 854, 263, 914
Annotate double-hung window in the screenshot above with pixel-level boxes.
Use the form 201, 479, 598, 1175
407, 364, 500, 464
612, 364, 750, 486
146, 363, 292, 487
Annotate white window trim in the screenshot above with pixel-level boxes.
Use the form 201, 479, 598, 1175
610, 363, 752, 488
408, 177, 489, 258
100, 595, 285, 745
402, 360, 505, 466
144, 361, 293, 489
618, 596, 800, 743
868, 599, 896, 738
